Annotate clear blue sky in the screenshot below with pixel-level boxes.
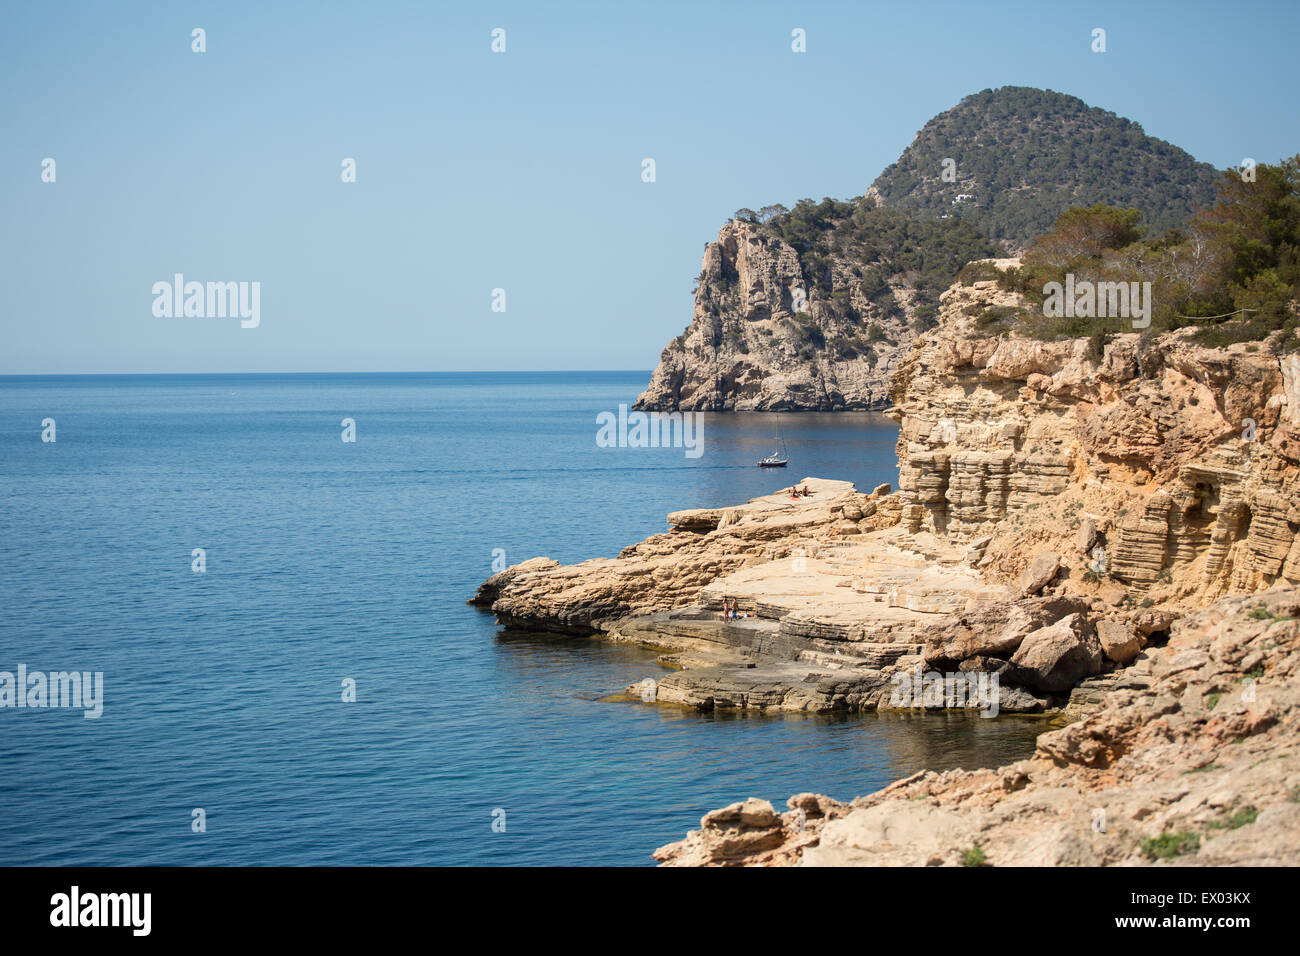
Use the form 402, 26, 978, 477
3, 0, 1297, 374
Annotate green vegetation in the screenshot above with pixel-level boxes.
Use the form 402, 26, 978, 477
680, 91, 1296, 371
991, 158, 1300, 352
1208, 807, 1259, 830
1141, 831, 1200, 860
870, 86, 1218, 244
973, 305, 1021, 332
732, 196, 997, 332
961, 845, 987, 867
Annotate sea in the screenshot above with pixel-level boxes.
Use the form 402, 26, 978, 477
0, 371, 1045, 865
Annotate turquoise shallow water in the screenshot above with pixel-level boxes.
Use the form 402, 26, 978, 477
0, 371, 1044, 865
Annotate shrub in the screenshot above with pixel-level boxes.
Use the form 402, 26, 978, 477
961, 846, 987, 867
1141, 831, 1200, 860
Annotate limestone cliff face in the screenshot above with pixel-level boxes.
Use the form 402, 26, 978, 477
889, 260, 1300, 605
634, 220, 916, 411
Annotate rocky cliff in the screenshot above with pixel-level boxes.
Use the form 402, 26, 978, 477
644, 262, 1300, 866
634, 219, 905, 411
476, 264, 1300, 705
634, 213, 990, 411
890, 260, 1300, 606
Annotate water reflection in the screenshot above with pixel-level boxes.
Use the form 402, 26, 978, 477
491, 629, 1048, 798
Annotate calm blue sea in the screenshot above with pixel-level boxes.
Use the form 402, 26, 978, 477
0, 372, 1043, 865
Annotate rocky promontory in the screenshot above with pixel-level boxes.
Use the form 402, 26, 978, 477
632, 217, 933, 412
474, 258, 1300, 865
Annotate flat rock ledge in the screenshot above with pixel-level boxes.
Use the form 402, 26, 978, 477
653, 588, 1300, 866
473, 478, 1177, 716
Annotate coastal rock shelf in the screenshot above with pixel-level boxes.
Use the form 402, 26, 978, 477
653, 587, 1300, 866
472, 474, 1172, 716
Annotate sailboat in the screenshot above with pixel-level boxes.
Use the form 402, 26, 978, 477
757, 418, 789, 468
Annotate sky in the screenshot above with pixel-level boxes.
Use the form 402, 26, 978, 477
3, 0, 1298, 374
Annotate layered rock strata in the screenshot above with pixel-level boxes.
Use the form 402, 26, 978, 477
889, 260, 1300, 607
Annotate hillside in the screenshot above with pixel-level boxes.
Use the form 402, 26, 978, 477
868, 86, 1219, 245
637, 88, 1224, 412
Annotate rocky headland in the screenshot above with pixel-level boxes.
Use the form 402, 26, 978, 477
474, 258, 1300, 865
635, 87, 1219, 414
632, 217, 938, 412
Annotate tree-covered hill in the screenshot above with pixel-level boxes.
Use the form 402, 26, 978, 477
869, 87, 1219, 246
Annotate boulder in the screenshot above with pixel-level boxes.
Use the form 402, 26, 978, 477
1133, 608, 1175, 636
922, 595, 1090, 668
703, 797, 780, 830
995, 683, 1052, 713
786, 793, 842, 822
691, 798, 787, 861
1097, 618, 1144, 664
1077, 519, 1097, 553
1019, 551, 1061, 596
1008, 613, 1102, 691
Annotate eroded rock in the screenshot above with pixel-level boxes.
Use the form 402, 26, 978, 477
1008, 613, 1101, 691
